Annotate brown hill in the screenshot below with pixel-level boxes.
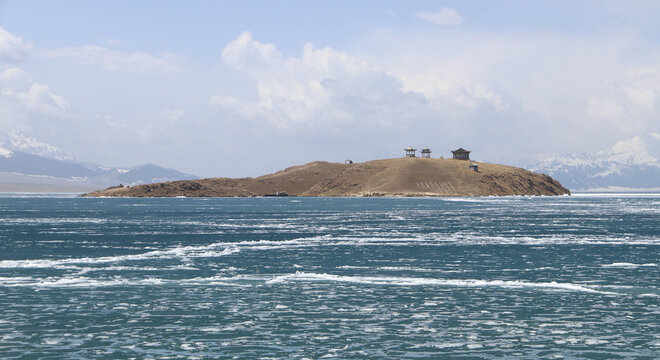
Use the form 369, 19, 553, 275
83, 158, 570, 197
85, 158, 570, 197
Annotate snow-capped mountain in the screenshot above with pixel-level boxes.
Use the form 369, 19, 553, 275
0, 132, 197, 190
0, 131, 74, 161
529, 134, 660, 191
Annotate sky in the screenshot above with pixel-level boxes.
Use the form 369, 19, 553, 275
1, 0, 660, 177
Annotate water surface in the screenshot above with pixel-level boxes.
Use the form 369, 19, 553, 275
0, 195, 658, 358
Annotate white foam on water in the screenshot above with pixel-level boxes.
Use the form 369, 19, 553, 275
0, 271, 649, 297
12, 276, 163, 287
1, 226, 655, 278
244, 233, 659, 247
638, 293, 659, 297
75, 264, 198, 274
601, 262, 657, 268
1, 217, 108, 225
376, 266, 435, 272
42, 338, 62, 345
0, 244, 239, 269
426, 342, 465, 349
265, 272, 616, 294
228, 231, 659, 248
178, 274, 262, 286
572, 193, 660, 198
336, 265, 370, 269
0, 258, 80, 269
0, 276, 35, 285
199, 327, 222, 333
0, 273, 258, 288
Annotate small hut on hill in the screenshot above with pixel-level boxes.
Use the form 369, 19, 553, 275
404, 147, 417, 157
421, 148, 431, 158
451, 148, 471, 160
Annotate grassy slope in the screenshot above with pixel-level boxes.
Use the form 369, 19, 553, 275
84, 158, 570, 197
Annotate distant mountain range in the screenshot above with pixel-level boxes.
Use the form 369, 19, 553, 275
2, 131, 658, 193
528, 134, 660, 191
0, 132, 197, 192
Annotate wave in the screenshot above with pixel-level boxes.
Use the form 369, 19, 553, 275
75, 264, 198, 274
601, 263, 657, 268
572, 193, 660, 198
2, 232, 657, 271
265, 272, 616, 294
2, 228, 657, 272
225, 233, 660, 248
0, 272, 641, 295
0, 244, 239, 269
0, 274, 262, 288
2, 276, 167, 287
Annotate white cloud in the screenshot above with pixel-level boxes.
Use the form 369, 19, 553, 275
215, 32, 423, 130
0, 67, 30, 88
44, 46, 184, 73
5, 16, 660, 177
221, 32, 283, 73
567, 134, 660, 178
580, 66, 660, 133
360, 29, 660, 155
2, 83, 69, 116
606, 136, 658, 165
159, 108, 186, 123
467, 84, 508, 111
623, 67, 659, 112
213, 32, 504, 132
586, 95, 626, 122
0, 66, 70, 134
413, 8, 464, 26
210, 95, 258, 118
0, 27, 30, 62
106, 39, 122, 47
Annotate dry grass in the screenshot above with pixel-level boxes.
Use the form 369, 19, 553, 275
84, 158, 570, 197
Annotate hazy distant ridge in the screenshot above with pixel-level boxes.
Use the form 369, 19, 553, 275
528, 135, 660, 191
0, 132, 196, 189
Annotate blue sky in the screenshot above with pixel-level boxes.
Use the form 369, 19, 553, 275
1, 1, 660, 176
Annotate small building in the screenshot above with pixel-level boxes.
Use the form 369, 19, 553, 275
469, 163, 479, 172
451, 148, 471, 160
420, 147, 432, 158
404, 146, 417, 157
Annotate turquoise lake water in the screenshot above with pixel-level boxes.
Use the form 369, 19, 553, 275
0, 194, 658, 359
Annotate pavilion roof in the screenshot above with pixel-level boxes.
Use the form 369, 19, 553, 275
452, 148, 470, 153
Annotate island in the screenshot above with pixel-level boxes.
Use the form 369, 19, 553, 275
83, 157, 570, 197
